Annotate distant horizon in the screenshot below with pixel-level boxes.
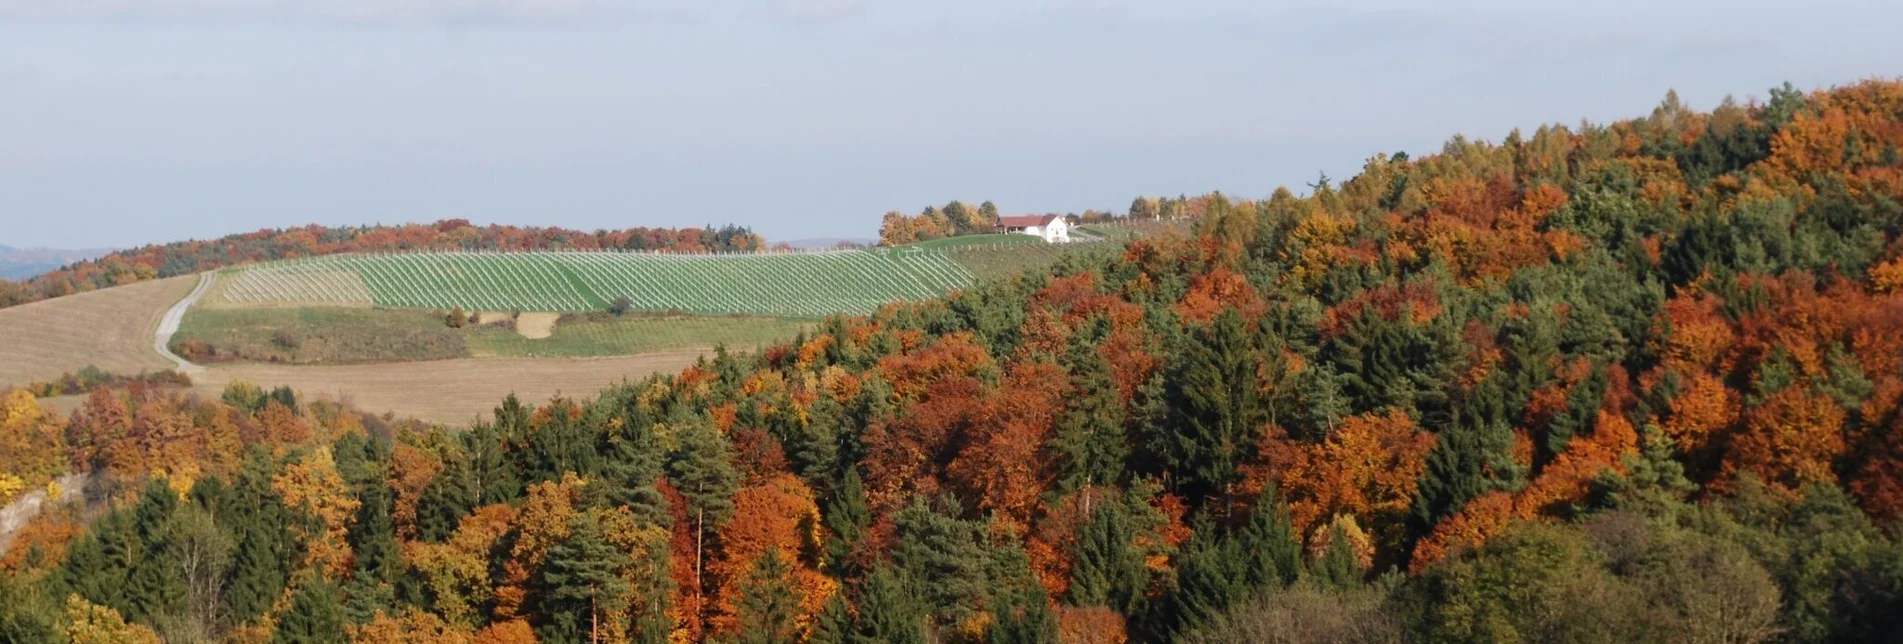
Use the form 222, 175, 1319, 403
6, 0, 1899, 249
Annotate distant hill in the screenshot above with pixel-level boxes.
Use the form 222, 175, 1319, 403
0, 245, 115, 281
0, 220, 761, 309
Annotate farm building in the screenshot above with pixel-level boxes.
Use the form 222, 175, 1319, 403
994, 214, 1074, 243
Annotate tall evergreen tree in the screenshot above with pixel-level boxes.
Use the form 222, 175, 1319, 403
598, 404, 668, 524
985, 579, 1058, 644
851, 565, 926, 644
274, 579, 346, 644
808, 591, 851, 644
824, 468, 872, 579
534, 515, 631, 644
1152, 521, 1245, 641
1311, 524, 1365, 591
1055, 323, 1128, 501
1412, 376, 1518, 540
1236, 485, 1301, 589
415, 445, 478, 542
628, 536, 675, 644
124, 480, 186, 623
1168, 309, 1265, 516
348, 480, 400, 585
736, 548, 800, 644
667, 420, 739, 611
1067, 501, 1146, 615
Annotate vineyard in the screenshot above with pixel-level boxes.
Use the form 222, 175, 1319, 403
213, 248, 979, 317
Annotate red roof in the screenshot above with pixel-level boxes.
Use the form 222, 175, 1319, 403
995, 214, 1066, 228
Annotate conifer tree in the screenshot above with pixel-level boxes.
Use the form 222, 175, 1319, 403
225, 459, 295, 622
736, 548, 800, 644
851, 565, 926, 644
1312, 524, 1365, 591
124, 480, 186, 623
535, 515, 631, 643
808, 591, 851, 644
1055, 323, 1128, 503
628, 537, 675, 644
824, 468, 872, 579
667, 420, 739, 614
1412, 376, 1517, 539
1153, 521, 1245, 641
598, 406, 668, 525
274, 579, 346, 644
1237, 485, 1301, 589
985, 579, 1058, 644
415, 446, 478, 542
466, 418, 522, 505
348, 480, 400, 585
1168, 309, 1265, 517
1067, 501, 1146, 615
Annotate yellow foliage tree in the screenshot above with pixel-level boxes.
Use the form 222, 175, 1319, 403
62, 594, 162, 644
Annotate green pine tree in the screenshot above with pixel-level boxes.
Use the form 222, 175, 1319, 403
807, 591, 851, 644
274, 579, 346, 644
851, 565, 926, 644
824, 468, 872, 579
1054, 323, 1129, 499
598, 406, 668, 525
985, 580, 1058, 644
737, 548, 800, 644
1311, 525, 1365, 591
668, 420, 739, 607
124, 480, 187, 623
1152, 519, 1246, 641
1237, 485, 1301, 589
534, 516, 632, 644
628, 536, 675, 644
1168, 309, 1266, 517
1067, 501, 1146, 615
348, 481, 400, 585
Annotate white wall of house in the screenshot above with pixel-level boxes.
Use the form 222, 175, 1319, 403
1014, 219, 1070, 243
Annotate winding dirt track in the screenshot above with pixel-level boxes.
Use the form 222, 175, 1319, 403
0, 275, 195, 385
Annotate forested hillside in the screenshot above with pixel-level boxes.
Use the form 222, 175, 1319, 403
5, 80, 1903, 643
0, 221, 762, 309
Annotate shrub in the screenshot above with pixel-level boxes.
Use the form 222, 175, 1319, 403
609, 296, 633, 316
446, 306, 468, 328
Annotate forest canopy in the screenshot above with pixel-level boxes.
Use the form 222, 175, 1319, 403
5, 80, 1903, 643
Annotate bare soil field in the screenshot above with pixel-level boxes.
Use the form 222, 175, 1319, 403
514, 312, 560, 339
0, 275, 197, 386
184, 351, 706, 425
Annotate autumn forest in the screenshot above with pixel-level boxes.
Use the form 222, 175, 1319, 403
6, 80, 1903, 643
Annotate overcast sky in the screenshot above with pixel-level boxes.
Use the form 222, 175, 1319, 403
1, 0, 1898, 248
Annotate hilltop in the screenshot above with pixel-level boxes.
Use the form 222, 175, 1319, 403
0, 221, 762, 309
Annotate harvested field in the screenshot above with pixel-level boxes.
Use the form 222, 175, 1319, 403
514, 312, 560, 339
186, 351, 706, 426
0, 275, 197, 387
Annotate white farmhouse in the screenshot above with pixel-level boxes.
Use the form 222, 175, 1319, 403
994, 214, 1074, 243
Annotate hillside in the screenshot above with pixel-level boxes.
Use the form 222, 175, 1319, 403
0, 246, 115, 281
205, 248, 976, 316
0, 221, 762, 310
3, 80, 1903, 643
